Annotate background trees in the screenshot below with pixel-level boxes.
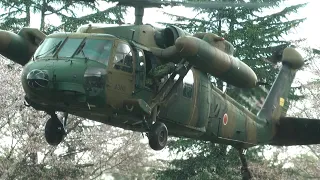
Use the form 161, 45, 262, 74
0, 0, 126, 33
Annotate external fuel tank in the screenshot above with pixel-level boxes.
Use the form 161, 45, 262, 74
151, 35, 258, 88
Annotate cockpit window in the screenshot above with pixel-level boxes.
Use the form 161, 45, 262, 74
74, 39, 113, 65
34, 37, 65, 59
33, 37, 113, 65
58, 38, 82, 58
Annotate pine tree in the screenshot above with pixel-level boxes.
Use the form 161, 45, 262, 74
154, 0, 306, 179
0, 0, 32, 33
0, 0, 125, 34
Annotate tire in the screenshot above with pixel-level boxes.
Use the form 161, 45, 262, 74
148, 122, 168, 151
45, 116, 65, 146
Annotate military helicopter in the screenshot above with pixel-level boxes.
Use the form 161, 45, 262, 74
0, 0, 317, 179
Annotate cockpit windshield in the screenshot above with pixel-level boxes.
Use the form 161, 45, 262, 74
34, 37, 114, 65
73, 39, 113, 65
34, 38, 65, 59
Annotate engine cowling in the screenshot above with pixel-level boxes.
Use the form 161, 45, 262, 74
154, 25, 188, 48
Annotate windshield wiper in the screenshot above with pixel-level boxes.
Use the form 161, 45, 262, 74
72, 39, 86, 57
80, 48, 89, 62
35, 41, 63, 59
72, 39, 90, 62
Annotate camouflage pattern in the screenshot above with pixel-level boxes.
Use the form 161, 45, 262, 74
193, 32, 235, 55
0, 22, 313, 150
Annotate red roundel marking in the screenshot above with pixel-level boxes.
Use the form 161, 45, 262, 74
223, 113, 228, 125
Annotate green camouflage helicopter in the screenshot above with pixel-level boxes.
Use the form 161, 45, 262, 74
0, 0, 317, 179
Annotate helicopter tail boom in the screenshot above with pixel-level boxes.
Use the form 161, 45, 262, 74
0, 28, 45, 65
257, 47, 304, 126
270, 117, 320, 145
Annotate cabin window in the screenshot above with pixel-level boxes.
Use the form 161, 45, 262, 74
113, 43, 133, 73
182, 70, 194, 98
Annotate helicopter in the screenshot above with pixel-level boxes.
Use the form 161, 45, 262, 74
0, 0, 317, 179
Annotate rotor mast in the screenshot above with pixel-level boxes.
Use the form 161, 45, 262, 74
110, 0, 270, 25
110, 0, 169, 25
134, 6, 144, 25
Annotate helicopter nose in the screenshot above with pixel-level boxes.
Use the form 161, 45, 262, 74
26, 69, 49, 89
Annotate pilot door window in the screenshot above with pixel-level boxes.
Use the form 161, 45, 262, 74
113, 43, 133, 73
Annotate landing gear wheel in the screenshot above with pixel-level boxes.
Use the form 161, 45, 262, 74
45, 115, 66, 146
148, 122, 168, 150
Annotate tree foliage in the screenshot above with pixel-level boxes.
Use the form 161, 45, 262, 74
0, 0, 126, 33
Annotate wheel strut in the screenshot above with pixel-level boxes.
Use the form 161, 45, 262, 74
143, 106, 168, 151
62, 112, 68, 132
237, 148, 252, 180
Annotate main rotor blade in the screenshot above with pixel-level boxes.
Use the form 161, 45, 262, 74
108, 0, 170, 7
107, 0, 273, 9
175, 1, 273, 9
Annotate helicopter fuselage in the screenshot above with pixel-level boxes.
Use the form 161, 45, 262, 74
21, 32, 272, 149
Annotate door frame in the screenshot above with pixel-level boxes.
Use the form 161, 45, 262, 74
106, 40, 136, 108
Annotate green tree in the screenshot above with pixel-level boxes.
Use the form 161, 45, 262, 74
0, 0, 125, 34
60, 5, 126, 32
155, 0, 306, 179
0, 0, 32, 33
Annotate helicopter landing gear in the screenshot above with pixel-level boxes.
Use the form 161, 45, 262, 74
44, 112, 67, 146
143, 107, 168, 151
237, 148, 253, 180
143, 60, 191, 151
148, 121, 168, 150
